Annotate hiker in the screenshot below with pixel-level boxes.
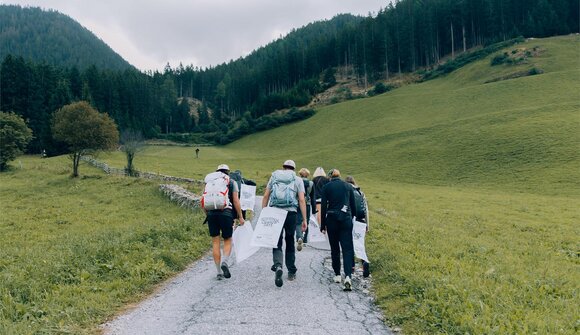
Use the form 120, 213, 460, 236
262, 159, 308, 287
320, 168, 358, 291
195, 147, 200, 158
345, 175, 370, 278
296, 168, 315, 247
202, 164, 245, 280
312, 167, 329, 224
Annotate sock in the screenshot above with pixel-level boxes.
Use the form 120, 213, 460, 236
215, 262, 223, 275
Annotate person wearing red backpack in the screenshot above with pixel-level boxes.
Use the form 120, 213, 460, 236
202, 164, 245, 280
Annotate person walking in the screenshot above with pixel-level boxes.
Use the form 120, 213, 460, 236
320, 168, 358, 291
312, 167, 329, 224
262, 160, 308, 287
202, 164, 245, 280
345, 175, 370, 278
295, 168, 315, 249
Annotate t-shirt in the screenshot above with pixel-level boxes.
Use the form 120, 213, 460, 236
266, 171, 305, 212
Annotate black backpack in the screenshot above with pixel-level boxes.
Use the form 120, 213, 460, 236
353, 188, 367, 222
303, 179, 313, 203
229, 170, 243, 196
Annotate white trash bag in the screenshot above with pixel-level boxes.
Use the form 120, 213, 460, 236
250, 206, 287, 248
352, 219, 369, 263
232, 222, 259, 264
308, 215, 331, 250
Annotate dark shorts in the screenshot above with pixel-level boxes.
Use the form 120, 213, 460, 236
207, 214, 234, 239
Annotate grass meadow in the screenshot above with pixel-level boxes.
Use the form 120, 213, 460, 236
0, 156, 208, 334
1, 35, 578, 333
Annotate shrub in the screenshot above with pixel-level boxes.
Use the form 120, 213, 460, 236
491, 53, 509, 66
0, 111, 33, 171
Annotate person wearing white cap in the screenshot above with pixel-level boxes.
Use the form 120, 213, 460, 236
202, 163, 245, 280
262, 159, 308, 287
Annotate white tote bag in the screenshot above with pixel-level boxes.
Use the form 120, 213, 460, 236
250, 206, 287, 248
232, 223, 260, 264
352, 219, 369, 263
240, 184, 256, 211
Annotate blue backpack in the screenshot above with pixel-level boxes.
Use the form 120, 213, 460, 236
269, 170, 298, 208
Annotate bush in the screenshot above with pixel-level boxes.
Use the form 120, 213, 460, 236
491, 53, 509, 66
0, 111, 33, 171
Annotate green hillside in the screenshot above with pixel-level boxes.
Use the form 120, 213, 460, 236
97, 35, 579, 334
0, 5, 132, 70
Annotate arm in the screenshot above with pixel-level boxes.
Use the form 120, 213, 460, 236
320, 190, 327, 232
262, 187, 271, 208
349, 187, 357, 220
298, 191, 307, 232
232, 191, 245, 225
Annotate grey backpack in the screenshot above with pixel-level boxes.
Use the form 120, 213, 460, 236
269, 170, 298, 208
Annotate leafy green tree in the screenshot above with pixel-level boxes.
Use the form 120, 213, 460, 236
0, 111, 33, 171
52, 101, 119, 177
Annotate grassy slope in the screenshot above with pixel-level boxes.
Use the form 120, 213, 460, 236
93, 35, 579, 333
0, 157, 208, 334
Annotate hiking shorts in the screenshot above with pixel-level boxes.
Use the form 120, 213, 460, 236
207, 214, 234, 239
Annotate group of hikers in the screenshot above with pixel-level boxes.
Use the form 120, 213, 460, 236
201, 159, 368, 291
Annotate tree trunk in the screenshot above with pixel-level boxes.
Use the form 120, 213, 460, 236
450, 21, 455, 59
462, 23, 467, 52
72, 152, 80, 177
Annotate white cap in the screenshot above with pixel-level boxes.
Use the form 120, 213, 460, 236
216, 164, 230, 171
282, 160, 296, 170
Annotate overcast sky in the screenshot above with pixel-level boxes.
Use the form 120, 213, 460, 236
4, 0, 387, 71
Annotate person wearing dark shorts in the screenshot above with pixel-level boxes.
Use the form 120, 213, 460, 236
204, 164, 245, 280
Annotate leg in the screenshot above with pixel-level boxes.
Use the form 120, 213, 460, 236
295, 211, 304, 241
272, 230, 284, 270
284, 212, 297, 274
339, 218, 355, 278
211, 236, 221, 267
219, 215, 234, 278
326, 215, 342, 276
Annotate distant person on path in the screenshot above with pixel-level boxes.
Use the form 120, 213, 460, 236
296, 168, 315, 247
345, 175, 370, 278
312, 167, 329, 223
202, 164, 245, 280
262, 159, 308, 287
320, 168, 357, 291
195, 147, 200, 158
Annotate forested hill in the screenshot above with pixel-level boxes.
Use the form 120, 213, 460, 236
0, 5, 132, 70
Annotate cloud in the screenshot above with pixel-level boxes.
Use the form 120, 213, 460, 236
4, 0, 386, 71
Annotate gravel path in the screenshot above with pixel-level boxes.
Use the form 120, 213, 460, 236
102, 243, 393, 335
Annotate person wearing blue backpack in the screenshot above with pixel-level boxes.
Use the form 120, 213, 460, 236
262, 159, 308, 287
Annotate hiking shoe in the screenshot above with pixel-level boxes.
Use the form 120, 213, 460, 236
216, 273, 224, 281
221, 262, 231, 279
363, 262, 370, 278
297, 238, 303, 251
275, 267, 284, 287
333, 275, 342, 283
343, 276, 352, 291
288, 272, 296, 281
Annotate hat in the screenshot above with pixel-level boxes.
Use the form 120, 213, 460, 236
216, 164, 230, 171
282, 160, 296, 170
